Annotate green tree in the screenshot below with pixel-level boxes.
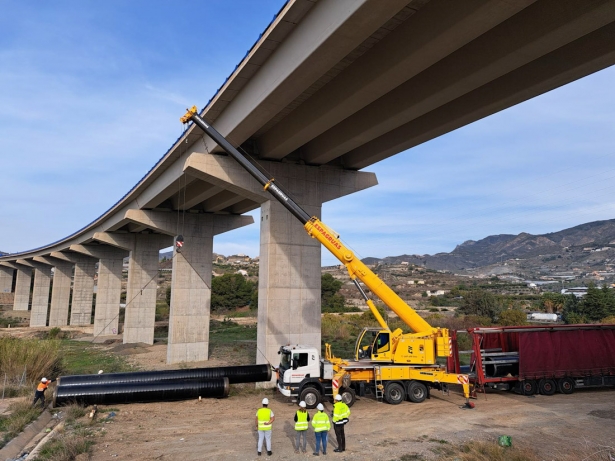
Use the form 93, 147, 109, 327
561, 284, 615, 323
539, 292, 567, 313
211, 273, 256, 311
321, 273, 346, 313
457, 289, 503, 322
498, 309, 527, 326
250, 288, 258, 310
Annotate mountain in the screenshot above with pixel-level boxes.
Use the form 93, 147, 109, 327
363, 219, 615, 276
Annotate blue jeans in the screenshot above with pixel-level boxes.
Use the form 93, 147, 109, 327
315, 431, 328, 454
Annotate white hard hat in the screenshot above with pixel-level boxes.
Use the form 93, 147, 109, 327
299, 401, 306, 408
262, 398, 269, 405
335, 394, 342, 401
317, 403, 324, 411
41, 378, 48, 383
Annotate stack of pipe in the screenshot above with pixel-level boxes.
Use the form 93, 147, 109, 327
53, 364, 271, 407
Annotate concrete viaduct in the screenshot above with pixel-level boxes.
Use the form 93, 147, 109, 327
2, 0, 615, 375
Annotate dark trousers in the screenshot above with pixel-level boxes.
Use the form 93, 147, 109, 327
334, 423, 346, 451
32, 390, 45, 409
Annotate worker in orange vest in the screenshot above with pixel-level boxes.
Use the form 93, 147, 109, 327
32, 377, 55, 409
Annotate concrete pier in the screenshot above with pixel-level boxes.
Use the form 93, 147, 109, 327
6, 262, 32, 311
124, 210, 253, 363
93, 232, 172, 345
51, 252, 97, 326
0, 265, 13, 294
17, 260, 52, 327
70, 244, 128, 337
35, 256, 73, 327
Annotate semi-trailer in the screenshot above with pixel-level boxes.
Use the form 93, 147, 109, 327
450, 324, 615, 396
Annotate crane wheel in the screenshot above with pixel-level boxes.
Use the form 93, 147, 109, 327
384, 382, 405, 405
407, 381, 428, 403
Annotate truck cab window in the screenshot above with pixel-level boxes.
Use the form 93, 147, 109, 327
280, 352, 291, 369
292, 353, 308, 369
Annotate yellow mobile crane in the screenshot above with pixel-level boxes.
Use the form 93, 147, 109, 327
181, 107, 471, 407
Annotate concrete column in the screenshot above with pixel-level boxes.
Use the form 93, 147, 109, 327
0, 265, 14, 293
70, 244, 128, 337
9, 262, 32, 311
183, 152, 377, 383
17, 260, 52, 327
124, 210, 253, 364
93, 232, 172, 345
35, 256, 73, 327
50, 252, 97, 326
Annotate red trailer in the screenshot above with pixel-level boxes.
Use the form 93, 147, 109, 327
450, 324, 615, 396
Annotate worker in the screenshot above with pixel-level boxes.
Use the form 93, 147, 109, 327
332, 394, 350, 452
255, 397, 275, 456
311, 403, 330, 456
294, 401, 310, 454
32, 377, 54, 409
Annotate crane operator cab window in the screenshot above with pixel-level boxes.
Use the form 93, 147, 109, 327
374, 332, 390, 355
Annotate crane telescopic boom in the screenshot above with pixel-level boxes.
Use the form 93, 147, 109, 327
181, 106, 437, 338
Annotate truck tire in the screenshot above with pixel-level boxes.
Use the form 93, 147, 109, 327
340, 387, 356, 407
557, 377, 575, 395
407, 381, 428, 403
299, 386, 321, 409
384, 382, 405, 405
521, 380, 537, 395
539, 379, 556, 396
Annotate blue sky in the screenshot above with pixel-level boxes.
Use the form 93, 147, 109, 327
1, 1, 614, 266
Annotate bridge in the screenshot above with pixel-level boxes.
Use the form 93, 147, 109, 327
2, 0, 615, 375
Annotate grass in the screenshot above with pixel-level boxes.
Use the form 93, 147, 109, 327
209, 319, 257, 365
59, 340, 136, 375
0, 337, 62, 394
221, 310, 257, 318
209, 319, 257, 343
0, 316, 26, 328
0, 399, 42, 449
36, 407, 96, 461
35, 429, 95, 461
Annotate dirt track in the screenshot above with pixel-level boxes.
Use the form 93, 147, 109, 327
87, 384, 615, 461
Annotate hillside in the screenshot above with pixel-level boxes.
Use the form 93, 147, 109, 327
363, 219, 615, 280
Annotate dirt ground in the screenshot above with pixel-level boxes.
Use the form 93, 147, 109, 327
84, 384, 615, 461
81, 344, 615, 461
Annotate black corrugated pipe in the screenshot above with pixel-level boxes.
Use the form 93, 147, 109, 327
53, 377, 229, 407
57, 364, 271, 387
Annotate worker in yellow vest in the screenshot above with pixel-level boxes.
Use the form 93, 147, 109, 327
311, 403, 330, 456
332, 394, 351, 452
294, 400, 310, 454
255, 397, 275, 456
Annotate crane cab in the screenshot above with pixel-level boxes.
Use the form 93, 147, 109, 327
355, 328, 393, 362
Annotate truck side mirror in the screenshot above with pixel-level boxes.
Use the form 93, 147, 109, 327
292, 358, 299, 370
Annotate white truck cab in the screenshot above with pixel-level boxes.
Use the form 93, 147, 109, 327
276, 345, 334, 407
